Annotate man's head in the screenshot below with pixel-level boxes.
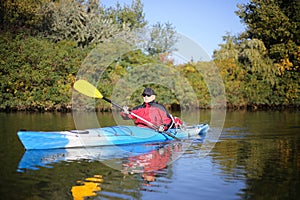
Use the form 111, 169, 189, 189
142, 88, 156, 103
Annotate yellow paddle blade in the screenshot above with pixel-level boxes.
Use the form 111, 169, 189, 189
73, 80, 103, 99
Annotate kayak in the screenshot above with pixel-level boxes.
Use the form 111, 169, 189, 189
17, 124, 209, 150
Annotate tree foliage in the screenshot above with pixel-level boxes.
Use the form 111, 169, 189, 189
0, 0, 51, 33
213, 0, 300, 108
144, 22, 178, 56
104, 0, 147, 30
0, 33, 89, 111
0, 0, 299, 111
44, 0, 132, 47
236, 0, 300, 74
213, 34, 239, 60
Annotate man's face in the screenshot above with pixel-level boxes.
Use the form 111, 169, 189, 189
143, 94, 155, 103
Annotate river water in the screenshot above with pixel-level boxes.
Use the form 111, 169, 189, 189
0, 110, 299, 200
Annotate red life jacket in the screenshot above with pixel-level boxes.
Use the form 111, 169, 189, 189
128, 101, 172, 128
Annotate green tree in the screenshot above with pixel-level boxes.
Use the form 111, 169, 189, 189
40, 0, 149, 48
0, 0, 51, 33
213, 1, 300, 107
215, 58, 247, 108
236, 0, 299, 74
238, 39, 276, 84
213, 34, 239, 61
105, 0, 147, 30
143, 22, 178, 56
43, 0, 128, 47
0, 33, 89, 111
213, 35, 279, 107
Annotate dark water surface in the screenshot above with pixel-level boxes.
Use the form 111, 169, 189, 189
0, 111, 299, 200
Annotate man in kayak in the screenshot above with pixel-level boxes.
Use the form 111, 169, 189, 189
121, 88, 182, 131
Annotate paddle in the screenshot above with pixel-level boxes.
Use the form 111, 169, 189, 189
73, 79, 180, 141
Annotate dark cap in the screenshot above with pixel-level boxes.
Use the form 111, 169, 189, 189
142, 88, 155, 96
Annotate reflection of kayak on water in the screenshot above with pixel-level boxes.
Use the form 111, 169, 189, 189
17, 141, 188, 173
17, 143, 170, 172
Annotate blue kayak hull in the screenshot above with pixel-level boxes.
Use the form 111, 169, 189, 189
17, 124, 209, 150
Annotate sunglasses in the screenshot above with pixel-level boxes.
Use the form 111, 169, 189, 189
142, 94, 152, 97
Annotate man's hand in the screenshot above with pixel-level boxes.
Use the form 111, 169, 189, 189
158, 125, 165, 132
122, 106, 130, 115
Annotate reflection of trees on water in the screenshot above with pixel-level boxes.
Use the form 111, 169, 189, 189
209, 112, 300, 199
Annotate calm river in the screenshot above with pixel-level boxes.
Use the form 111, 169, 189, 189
0, 110, 299, 200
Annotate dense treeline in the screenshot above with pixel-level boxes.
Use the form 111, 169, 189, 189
0, 0, 299, 112
213, 0, 300, 109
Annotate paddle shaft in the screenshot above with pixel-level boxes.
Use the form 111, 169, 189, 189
102, 97, 180, 140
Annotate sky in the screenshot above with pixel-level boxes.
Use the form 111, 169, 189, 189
101, 0, 249, 60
